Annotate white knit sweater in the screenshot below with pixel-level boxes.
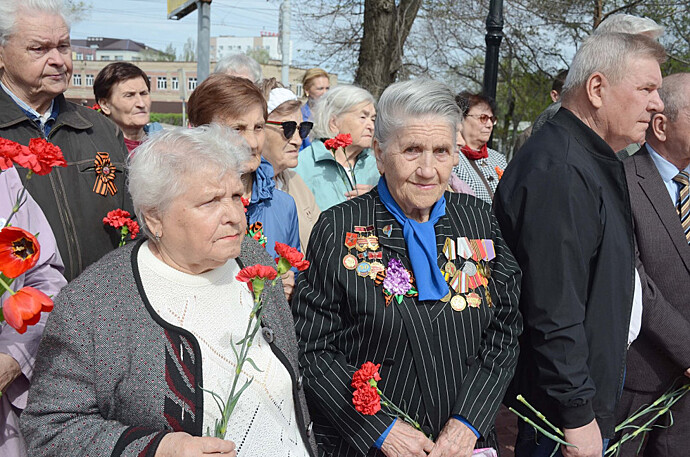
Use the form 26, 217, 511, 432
137, 242, 310, 456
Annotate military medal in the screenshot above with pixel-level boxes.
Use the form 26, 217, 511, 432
367, 235, 379, 251
466, 292, 482, 308
367, 251, 384, 279
444, 262, 457, 275
382, 224, 392, 237
462, 261, 477, 276
441, 291, 452, 303
450, 294, 467, 312
343, 232, 359, 270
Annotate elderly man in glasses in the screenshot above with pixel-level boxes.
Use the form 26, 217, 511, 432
452, 91, 506, 204
260, 79, 321, 253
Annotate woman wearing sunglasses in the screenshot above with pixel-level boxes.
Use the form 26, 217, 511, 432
453, 91, 507, 203
260, 79, 321, 252
295, 85, 380, 211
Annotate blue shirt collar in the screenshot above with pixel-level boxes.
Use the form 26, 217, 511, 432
0, 81, 58, 136
647, 144, 685, 184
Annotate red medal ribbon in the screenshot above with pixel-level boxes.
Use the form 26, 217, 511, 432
92, 152, 117, 196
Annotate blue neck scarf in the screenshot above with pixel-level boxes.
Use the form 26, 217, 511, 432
377, 176, 447, 301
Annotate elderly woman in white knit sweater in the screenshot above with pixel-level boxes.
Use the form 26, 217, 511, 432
21, 125, 316, 457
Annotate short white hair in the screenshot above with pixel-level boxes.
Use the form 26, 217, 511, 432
374, 79, 459, 152
658, 73, 690, 122
311, 84, 375, 140
594, 14, 664, 39
128, 124, 252, 238
213, 53, 262, 83
562, 32, 666, 100
0, 0, 71, 45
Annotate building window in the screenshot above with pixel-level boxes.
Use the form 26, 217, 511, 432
85, 74, 94, 86
188, 77, 197, 91
76, 52, 83, 60
115, 55, 123, 61
294, 83, 303, 97
171, 77, 179, 90
101, 55, 110, 61
73, 74, 82, 86
86, 54, 94, 61
132, 57, 140, 61
157, 77, 167, 90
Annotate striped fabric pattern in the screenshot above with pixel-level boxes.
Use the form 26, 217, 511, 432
673, 171, 690, 244
453, 148, 507, 204
293, 189, 522, 456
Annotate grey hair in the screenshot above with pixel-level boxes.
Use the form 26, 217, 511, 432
128, 124, 252, 238
311, 84, 376, 139
213, 53, 262, 83
594, 14, 664, 39
0, 0, 71, 45
374, 78, 459, 151
657, 73, 690, 122
562, 32, 666, 100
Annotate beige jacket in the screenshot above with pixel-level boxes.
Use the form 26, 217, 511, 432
276, 169, 321, 252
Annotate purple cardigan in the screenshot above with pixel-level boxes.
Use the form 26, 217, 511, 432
0, 166, 66, 456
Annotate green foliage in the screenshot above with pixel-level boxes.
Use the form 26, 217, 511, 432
149, 113, 183, 126
246, 48, 271, 64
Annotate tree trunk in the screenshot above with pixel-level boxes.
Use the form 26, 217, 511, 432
354, 0, 423, 98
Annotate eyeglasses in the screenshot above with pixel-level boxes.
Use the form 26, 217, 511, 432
265, 120, 313, 140
466, 114, 498, 126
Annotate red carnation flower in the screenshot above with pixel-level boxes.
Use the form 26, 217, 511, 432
2, 286, 53, 334
103, 209, 133, 229
26, 138, 67, 175
324, 133, 353, 152
275, 242, 310, 272
0, 227, 40, 278
352, 385, 381, 415
125, 219, 140, 239
236, 264, 278, 285
351, 361, 382, 390
0, 138, 27, 171
241, 197, 249, 213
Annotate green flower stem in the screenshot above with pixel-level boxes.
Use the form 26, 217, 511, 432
508, 407, 575, 448
214, 283, 265, 438
4, 171, 32, 228
517, 394, 564, 437
0, 274, 15, 296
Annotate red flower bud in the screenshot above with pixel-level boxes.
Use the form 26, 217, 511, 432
2, 286, 53, 334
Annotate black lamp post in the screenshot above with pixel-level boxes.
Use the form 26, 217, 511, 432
483, 0, 504, 101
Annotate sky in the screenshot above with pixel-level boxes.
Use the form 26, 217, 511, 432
70, 0, 305, 61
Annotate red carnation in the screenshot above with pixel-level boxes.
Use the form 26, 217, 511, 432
241, 197, 249, 213
275, 242, 310, 272
2, 286, 53, 334
236, 265, 278, 284
0, 227, 40, 278
324, 133, 353, 152
103, 209, 133, 228
26, 138, 67, 175
125, 219, 140, 239
352, 385, 381, 415
351, 361, 382, 390
0, 138, 27, 171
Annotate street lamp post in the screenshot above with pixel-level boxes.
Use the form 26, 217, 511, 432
483, 0, 504, 101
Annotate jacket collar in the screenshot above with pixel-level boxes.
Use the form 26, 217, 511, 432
0, 89, 93, 131
554, 107, 618, 161
630, 145, 690, 273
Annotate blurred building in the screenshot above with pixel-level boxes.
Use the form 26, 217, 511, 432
71, 37, 173, 62
211, 32, 292, 62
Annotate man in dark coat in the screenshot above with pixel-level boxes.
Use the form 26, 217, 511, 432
494, 32, 666, 457
0, 0, 131, 281
614, 72, 690, 456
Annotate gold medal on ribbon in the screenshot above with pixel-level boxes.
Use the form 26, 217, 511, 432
450, 295, 467, 312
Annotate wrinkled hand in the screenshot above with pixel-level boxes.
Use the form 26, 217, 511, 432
380, 420, 434, 457
281, 271, 295, 302
155, 432, 236, 456
0, 353, 22, 393
345, 184, 374, 200
562, 419, 602, 457
428, 418, 477, 457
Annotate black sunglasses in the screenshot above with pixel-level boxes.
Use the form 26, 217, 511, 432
266, 120, 313, 140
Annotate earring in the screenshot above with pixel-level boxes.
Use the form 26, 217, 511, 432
155, 233, 161, 242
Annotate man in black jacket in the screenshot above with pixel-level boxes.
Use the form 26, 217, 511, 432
494, 32, 666, 457
0, 0, 130, 281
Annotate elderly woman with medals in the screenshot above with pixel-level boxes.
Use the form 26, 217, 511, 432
292, 79, 522, 457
